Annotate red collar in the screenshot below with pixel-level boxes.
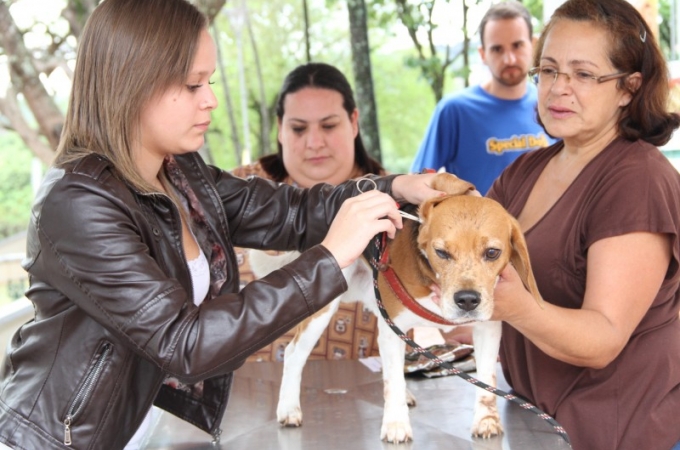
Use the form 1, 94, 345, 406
379, 242, 457, 326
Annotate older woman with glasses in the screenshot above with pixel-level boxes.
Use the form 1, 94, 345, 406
487, 1, 680, 449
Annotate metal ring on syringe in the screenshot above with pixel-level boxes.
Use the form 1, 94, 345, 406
356, 177, 377, 193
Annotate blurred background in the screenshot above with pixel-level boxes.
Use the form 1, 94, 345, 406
1, 0, 679, 323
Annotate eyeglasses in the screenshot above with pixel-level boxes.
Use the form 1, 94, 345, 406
528, 66, 629, 87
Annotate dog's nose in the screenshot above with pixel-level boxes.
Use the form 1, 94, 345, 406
454, 290, 481, 311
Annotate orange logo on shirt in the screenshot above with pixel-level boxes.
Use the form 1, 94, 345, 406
487, 134, 549, 154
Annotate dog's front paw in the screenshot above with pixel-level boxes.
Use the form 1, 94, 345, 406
471, 408, 503, 438
380, 421, 413, 443
277, 406, 303, 427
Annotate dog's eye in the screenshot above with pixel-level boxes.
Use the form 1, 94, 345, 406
485, 248, 501, 261
434, 248, 451, 260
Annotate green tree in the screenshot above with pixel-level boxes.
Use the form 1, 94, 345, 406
347, 0, 382, 161
658, 0, 675, 59
0, 132, 34, 239
0, 0, 227, 166
367, 0, 486, 103
521, 0, 545, 31
371, 49, 437, 172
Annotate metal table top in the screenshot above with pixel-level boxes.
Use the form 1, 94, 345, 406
144, 360, 571, 449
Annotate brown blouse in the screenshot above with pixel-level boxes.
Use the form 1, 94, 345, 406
488, 137, 680, 450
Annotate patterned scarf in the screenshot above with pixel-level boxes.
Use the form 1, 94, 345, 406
163, 155, 227, 300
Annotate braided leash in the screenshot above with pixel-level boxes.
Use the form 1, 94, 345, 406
367, 233, 572, 446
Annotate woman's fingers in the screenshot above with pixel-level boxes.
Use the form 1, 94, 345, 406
322, 191, 401, 268
391, 173, 447, 204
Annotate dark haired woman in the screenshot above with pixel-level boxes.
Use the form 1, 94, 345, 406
232, 62, 387, 361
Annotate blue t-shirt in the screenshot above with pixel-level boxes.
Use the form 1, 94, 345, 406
411, 84, 555, 194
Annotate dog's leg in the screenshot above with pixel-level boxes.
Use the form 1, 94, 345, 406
277, 299, 341, 427
376, 317, 413, 443
470, 320, 503, 438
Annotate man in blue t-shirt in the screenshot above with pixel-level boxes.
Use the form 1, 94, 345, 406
411, 1, 554, 195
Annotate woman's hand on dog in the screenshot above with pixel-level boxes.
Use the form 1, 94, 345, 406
322, 190, 402, 269
491, 264, 534, 323
391, 173, 449, 204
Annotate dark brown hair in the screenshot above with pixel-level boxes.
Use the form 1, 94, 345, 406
260, 62, 384, 182
55, 0, 207, 193
478, 1, 533, 47
533, 0, 680, 146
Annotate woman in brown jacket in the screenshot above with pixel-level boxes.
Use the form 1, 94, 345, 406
0, 2, 443, 449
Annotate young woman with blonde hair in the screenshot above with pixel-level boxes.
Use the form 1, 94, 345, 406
0, 1, 442, 448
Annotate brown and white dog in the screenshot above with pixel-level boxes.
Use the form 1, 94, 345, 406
248, 173, 542, 443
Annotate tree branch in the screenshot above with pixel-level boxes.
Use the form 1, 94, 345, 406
0, 1, 64, 152
194, 0, 228, 22
0, 86, 56, 165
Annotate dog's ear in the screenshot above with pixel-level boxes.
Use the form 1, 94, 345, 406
508, 217, 544, 307
418, 196, 441, 224
431, 173, 476, 196
419, 173, 476, 223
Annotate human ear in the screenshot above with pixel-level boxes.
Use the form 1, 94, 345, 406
626, 72, 642, 93
478, 45, 487, 65
619, 72, 642, 107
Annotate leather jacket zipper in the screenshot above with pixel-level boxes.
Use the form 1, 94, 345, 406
63, 341, 113, 445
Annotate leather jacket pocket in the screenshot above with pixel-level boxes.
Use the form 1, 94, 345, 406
61, 340, 113, 446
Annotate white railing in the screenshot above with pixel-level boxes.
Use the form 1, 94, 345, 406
0, 297, 33, 366
0, 246, 31, 365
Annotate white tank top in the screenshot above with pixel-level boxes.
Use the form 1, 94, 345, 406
187, 247, 210, 306
124, 248, 210, 449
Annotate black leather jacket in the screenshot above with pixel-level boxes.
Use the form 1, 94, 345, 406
0, 153, 396, 449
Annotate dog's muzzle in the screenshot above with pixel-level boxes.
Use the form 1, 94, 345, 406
454, 290, 481, 312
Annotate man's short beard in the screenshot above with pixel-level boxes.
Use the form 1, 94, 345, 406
493, 67, 527, 87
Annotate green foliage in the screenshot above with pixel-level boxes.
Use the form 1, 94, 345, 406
0, 133, 34, 240
658, 0, 673, 59
373, 49, 437, 173
521, 0, 545, 31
